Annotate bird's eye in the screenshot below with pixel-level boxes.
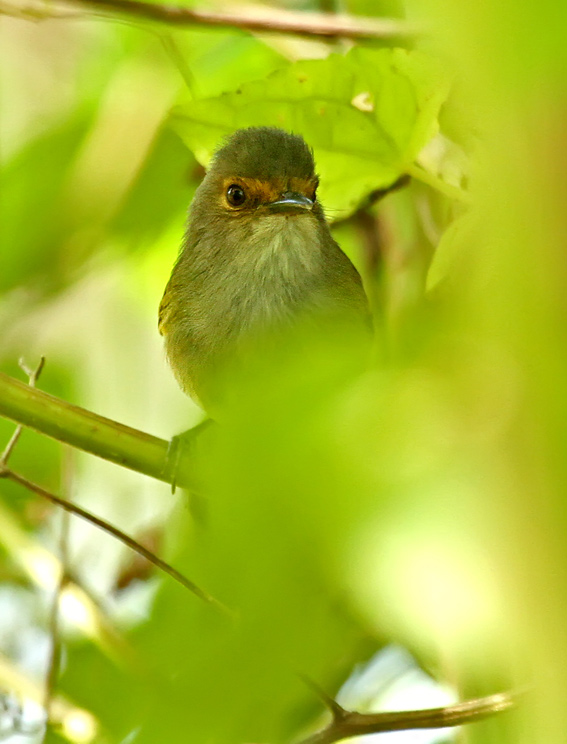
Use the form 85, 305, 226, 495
226, 184, 247, 207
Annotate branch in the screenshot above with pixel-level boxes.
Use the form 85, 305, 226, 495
0, 371, 192, 489
332, 175, 411, 231
5, 0, 419, 40
297, 689, 518, 744
0, 465, 226, 612
42, 510, 70, 740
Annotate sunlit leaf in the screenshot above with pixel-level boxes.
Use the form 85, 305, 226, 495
172, 47, 450, 218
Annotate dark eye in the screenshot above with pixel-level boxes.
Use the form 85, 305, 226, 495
226, 184, 247, 207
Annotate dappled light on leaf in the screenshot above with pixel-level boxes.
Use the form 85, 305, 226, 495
172, 47, 450, 217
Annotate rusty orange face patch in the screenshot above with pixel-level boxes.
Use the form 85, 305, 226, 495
219, 176, 318, 213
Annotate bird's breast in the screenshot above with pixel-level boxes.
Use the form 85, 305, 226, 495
172, 212, 349, 349
244, 213, 322, 279
162, 211, 368, 405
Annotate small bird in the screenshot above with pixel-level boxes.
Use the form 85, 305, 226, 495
159, 127, 370, 411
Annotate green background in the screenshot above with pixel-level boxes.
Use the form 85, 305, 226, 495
1, 0, 566, 742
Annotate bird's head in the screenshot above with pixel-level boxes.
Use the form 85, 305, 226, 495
188, 128, 325, 254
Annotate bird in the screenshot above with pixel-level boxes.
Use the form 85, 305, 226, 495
159, 126, 371, 414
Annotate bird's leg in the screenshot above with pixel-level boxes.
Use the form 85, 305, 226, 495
165, 418, 213, 494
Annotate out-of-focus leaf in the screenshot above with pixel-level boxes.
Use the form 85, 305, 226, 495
172, 47, 450, 218
345, 0, 405, 17
426, 213, 478, 291
0, 118, 88, 293
173, 31, 287, 99
109, 129, 196, 250
58, 641, 136, 741
125, 328, 379, 744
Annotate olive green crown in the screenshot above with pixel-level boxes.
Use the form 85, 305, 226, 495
210, 127, 315, 181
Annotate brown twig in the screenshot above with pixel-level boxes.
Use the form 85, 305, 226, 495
333, 175, 412, 231
331, 175, 411, 312
0, 466, 227, 613
297, 674, 346, 722
3, 0, 419, 39
297, 689, 517, 744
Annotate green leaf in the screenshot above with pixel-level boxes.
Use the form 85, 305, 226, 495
426, 212, 478, 291
176, 31, 287, 99
171, 47, 450, 218
109, 128, 196, 249
127, 334, 377, 744
0, 118, 87, 294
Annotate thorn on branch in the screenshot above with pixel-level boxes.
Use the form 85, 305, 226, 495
296, 687, 520, 744
18, 356, 45, 385
1, 357, 46, 467
297, 673, 346, 721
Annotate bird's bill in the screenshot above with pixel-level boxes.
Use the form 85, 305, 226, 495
267, 192, 314, 214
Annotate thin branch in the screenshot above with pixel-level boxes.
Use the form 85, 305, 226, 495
0, 371, 193, 489
48, 0, 419, 40
42, 510, 70, 741
332, 175, 411, 232
297, 689, 518, 744
358, 175, 412, 213
0, 465, 227, 613
331, 174, 410, 303
18, 356, 46, 384
1, 357, 45, 466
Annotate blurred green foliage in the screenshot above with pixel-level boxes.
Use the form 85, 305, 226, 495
1, 1, 567, 744
173, 47, 449, 215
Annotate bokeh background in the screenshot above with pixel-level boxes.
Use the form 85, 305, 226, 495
1, 0, 567, 742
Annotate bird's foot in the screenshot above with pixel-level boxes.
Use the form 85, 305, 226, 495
165, 419, 213, 494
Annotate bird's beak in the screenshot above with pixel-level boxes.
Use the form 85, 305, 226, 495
268, 192, 313, 214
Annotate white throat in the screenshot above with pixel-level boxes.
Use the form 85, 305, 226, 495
246, 213, 322, 279
214, 212, 324, 330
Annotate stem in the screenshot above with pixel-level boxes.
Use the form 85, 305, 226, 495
0, 466, 226, 611
42, 510, 69, 739
46, 0, 419, 40
0, 371, 191, 488
298, 689, 517, 744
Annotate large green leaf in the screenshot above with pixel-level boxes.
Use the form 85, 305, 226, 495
174, 31, 287, 100
172, 47, 450, 218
